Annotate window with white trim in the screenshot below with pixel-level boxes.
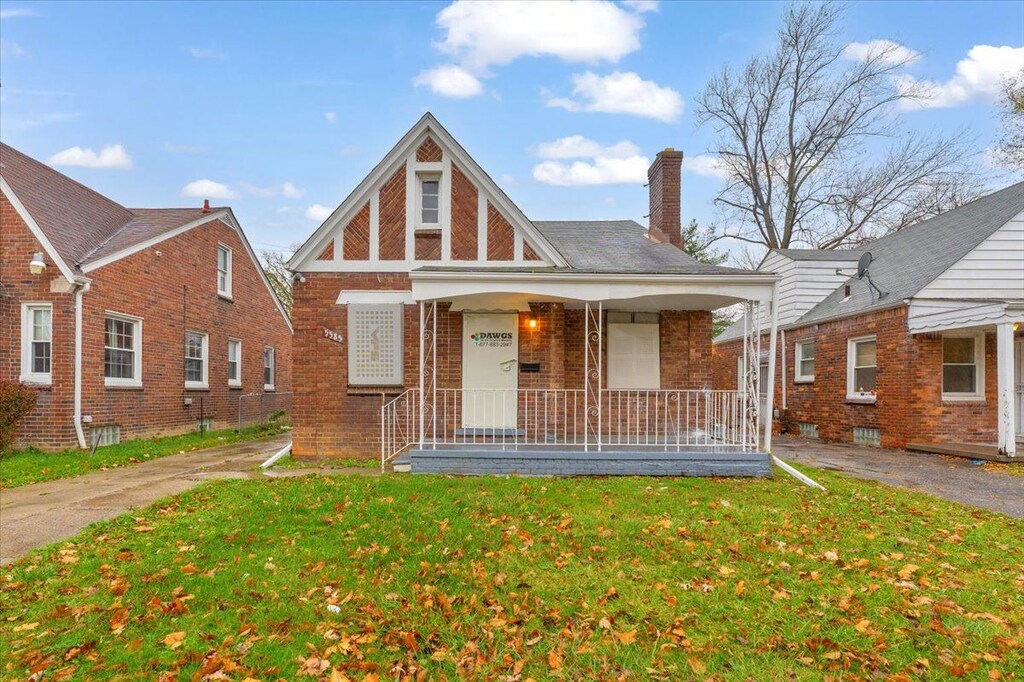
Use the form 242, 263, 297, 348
942, 333, 984, 400
217, 244, 232, 298
607, 311, 660, 389
263, 346, 276, 390
228, 339, 242, 387
184, 331, 209, 389
847, 336, 877, 400
794, 341, 815, 383
418, 175, 440, 227
348, 303, 403, 386
20, 303, 52, 384
104, 314, 142, 387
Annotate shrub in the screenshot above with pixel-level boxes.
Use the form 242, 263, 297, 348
0, 381, 37, 456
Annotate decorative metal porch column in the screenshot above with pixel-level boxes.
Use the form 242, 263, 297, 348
742, 299, 762, 451
584, 301, 603, 451
418, 300, 437, 449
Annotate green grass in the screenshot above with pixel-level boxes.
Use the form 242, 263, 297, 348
0, 423, 288, 489
268, 455, 378, 470
2, 470, 1021, 681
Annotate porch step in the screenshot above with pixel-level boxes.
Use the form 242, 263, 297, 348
409, 447, 771, 477
392, 455, 412, 473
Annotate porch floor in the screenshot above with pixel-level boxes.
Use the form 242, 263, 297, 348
906, 441, 1024, 463
402, 445, 772, 477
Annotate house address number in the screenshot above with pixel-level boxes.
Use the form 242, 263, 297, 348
323, 328, 344, 344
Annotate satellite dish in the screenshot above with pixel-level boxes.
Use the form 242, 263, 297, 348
856, 252, 873, 279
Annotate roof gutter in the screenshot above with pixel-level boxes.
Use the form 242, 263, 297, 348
409, 270, 781, 285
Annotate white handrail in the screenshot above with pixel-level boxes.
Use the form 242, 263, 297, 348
381, 389, 419, 471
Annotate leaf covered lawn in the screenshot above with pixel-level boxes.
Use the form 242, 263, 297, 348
2, 470, 1022, 680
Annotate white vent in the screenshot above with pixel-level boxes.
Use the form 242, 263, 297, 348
348, 303, 403, 386
798, 422, 819, 439
91, 425, 121, 447
853, 427, 881, 447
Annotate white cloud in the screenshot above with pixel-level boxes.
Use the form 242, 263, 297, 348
621, 0, 659, 12
0, 7, 36, 18
842, 39, 921, 66
898, 45, 1024, 109
324, 111, 338, 123
181, 179, 237, 200
306, 204, 333, 222
681, 154, 730, 180
434, 1, 644, 73
0, 40, 26, 57
239, 181, 306, 199
413, 64, 484, 98
531, 135, 648, 186
49, 144, 133, 170
187, 46, 223, 59
546, 71, 683, 123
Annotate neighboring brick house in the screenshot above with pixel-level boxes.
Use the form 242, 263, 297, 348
287, 114, 780, 475
713, 182, 1024, 457
1, 143, 292, 450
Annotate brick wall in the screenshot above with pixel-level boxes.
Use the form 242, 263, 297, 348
712, 305, 1011, 449
1, 197, 292, 449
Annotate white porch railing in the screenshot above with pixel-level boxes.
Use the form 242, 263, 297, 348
382, 388, 755, 468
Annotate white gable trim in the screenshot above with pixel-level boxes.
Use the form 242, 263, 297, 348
1, 177, 79, 282
288, 113, 567, 271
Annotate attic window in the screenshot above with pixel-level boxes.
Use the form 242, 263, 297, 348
418, 175, 440, 227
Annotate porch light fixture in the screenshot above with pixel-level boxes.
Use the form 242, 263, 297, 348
528, 317, 538, 330
29, 252, 47, 275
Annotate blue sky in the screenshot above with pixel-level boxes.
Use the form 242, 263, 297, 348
2, 0, 1022, 260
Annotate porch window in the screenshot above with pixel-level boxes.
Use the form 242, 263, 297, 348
942, 333, 984, 400
20, 302, 52, 384
104, 313, 143, 387
847, 336, 877, 400
184, 331, 209, 389
607, 311, 660, 389
418, 175, 440, 227
348, 303, 403, 386
794, 341, 814, 382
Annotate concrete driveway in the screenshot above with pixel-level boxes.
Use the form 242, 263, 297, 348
773, 436, 1024, 518
0, 433, 292, 565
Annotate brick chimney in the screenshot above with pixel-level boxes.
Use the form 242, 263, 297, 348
647, 148, 684, 249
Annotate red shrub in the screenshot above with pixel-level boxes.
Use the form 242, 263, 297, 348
0, 381, 37, 455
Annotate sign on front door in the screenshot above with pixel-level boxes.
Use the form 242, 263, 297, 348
462, 313, 518, 430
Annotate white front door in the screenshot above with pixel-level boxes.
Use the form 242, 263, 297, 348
1015, 337, 1024, 436
462, 313, 518, 429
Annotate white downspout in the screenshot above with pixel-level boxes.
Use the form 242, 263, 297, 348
780, 329, 787, 410
73, 280, 90, 449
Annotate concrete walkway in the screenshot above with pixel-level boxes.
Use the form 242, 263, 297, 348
0, 434, 294, 565
774, 436, 1024, 518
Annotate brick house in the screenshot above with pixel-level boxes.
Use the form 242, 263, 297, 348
287, 114, 781, 475
1, 143, 292, 450
713, 182, 1024, 457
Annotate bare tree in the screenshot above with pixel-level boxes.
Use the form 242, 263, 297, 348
261, 248, 294, 318
994, 68, 1024, 171
696, 2, 980, 251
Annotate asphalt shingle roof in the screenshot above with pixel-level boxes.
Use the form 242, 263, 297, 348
0, 142, 220, 272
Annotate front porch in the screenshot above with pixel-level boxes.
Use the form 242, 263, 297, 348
382, 268, 780, 475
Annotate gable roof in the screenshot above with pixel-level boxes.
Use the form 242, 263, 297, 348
532, 220, 751, 275
288, 112, 567, 270
796, 181, 1024, 326
0, 142, 292, 330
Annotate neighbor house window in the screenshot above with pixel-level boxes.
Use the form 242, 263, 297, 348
228, 339, 242, 387
263, 346, 276, 390
104, 313, 142, 387
419, 175, 440, 226
607, 312, 660, 389
184, 331, 209, 389
348, 303, 403, 386
794, 341, 815, 383
20, 303, 52, 384
217, 244, 232, 298
847, 336, 877, 400
942, 333, 984, 400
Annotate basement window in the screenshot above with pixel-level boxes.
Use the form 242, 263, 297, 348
798, 422, 819, 439
91, 425, 121, 447
853, 427, 881, 447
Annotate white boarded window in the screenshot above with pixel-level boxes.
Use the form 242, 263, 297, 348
794, 341, 815, 383
21, 302, 52, 384
348, 304, 403, 386
228, 339, 242, 387
607, 312, 660, 390
942, 333, 984, 400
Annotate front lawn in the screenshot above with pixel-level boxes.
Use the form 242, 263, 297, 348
2, 470, 1021, 680
0, 422, 288, 489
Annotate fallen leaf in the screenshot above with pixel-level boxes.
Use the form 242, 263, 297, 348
616, 630, 637, 645
688, 657, 707, 674
164, 631, 186, 650
547, 650, 563, 670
